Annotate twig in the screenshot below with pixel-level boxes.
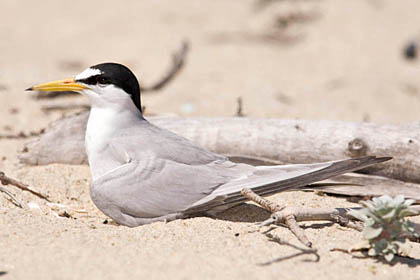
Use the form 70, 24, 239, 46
32, 91, 79, 100
330, 247, 351, 253
0, 129, 44, 140
141, 40, 190, 92
41, 102, 90, 112
0, 185, 23, 208
235, 97, 245, 117
0, 172, 51, 202
330, 214, 363, 231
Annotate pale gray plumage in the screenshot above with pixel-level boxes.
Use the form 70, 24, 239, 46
28, 63, 391, 227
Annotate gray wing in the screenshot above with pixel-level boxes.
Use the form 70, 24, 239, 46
188, 156, 391, 213
115, 120, 227, 165
90, 155, 246, 226
91, 120, 391, 226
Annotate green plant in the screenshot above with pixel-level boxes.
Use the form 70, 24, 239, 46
349, 195, 419, 262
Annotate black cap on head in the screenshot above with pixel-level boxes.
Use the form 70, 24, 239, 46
78, 62, 142, 112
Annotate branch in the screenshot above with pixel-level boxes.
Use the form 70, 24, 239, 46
309, 173, 420, 203
140, 40, 189, 92
19, 112, 420, 184
0, 172, 50, 202
41, 101, 90, 112
0, 185, 22, 208
0, 129, 44, 140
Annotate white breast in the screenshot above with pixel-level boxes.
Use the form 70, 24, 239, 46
86, 107, 126, 180
82, 85, 143, 180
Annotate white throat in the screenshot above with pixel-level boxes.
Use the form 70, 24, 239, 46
83, 86, 142, 179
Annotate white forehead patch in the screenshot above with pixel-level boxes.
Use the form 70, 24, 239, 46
75, 67, 102, 80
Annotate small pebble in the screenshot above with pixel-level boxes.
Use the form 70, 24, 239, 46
28, 202, 40, 210
404, 41, 417, 60
9, 108, 19, 114
181, 103, 195, 113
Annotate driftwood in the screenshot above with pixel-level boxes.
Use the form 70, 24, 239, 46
19, 111, 420, 184
310, 173, 420, 203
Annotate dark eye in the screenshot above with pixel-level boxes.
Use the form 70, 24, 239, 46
97, 76, 109, 85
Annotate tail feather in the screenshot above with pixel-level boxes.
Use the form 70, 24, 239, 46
223, 156, 391, 206
188, 156, 391, 214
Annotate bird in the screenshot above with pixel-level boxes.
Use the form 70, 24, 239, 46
27, 63, 391, 227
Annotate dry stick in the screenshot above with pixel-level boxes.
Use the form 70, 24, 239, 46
235, 97, 245, 117
0, 129, 44, 140
0, 172, 51, 202
140, 40, 190, 92
241, 188, 420, 247
33, 91, 79, 100
21, 113, 420, 184
41, 102, 90, 112
0, 185, 22, 208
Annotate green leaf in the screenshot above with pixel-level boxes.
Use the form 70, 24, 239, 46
363, 226, 383, 240
394, 239, 411, 256
373, 239, 388, 252
384, 253, 395, 262
361, 201, 376, 212
394, 195, 405, 206
378, 195, 393, 205
348, 209, 368, 222
368, 247, 377, 256
399, 209, 416, 218
382, 208, 396, 221
403, 199, 415, 207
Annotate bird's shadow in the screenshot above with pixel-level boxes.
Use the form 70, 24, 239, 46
213, 204, 336, 231
388, 256, 420, 267
213, 203, 271, 223
351, 251, 420, 268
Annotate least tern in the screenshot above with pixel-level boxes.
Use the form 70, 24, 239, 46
27, 63, 391, 227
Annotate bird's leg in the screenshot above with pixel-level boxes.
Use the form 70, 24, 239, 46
241, 188, 312, 247
241, 188, 284, 213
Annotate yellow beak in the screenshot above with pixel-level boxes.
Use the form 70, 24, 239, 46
26, 78, 89, 92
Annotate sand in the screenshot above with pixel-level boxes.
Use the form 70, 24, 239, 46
0, 0, 420, 279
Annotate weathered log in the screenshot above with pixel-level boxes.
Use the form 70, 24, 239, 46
19, 111, 420, 183
311, 173, 420, 202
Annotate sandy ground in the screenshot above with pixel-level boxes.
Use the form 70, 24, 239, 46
1, 0, 420, 279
